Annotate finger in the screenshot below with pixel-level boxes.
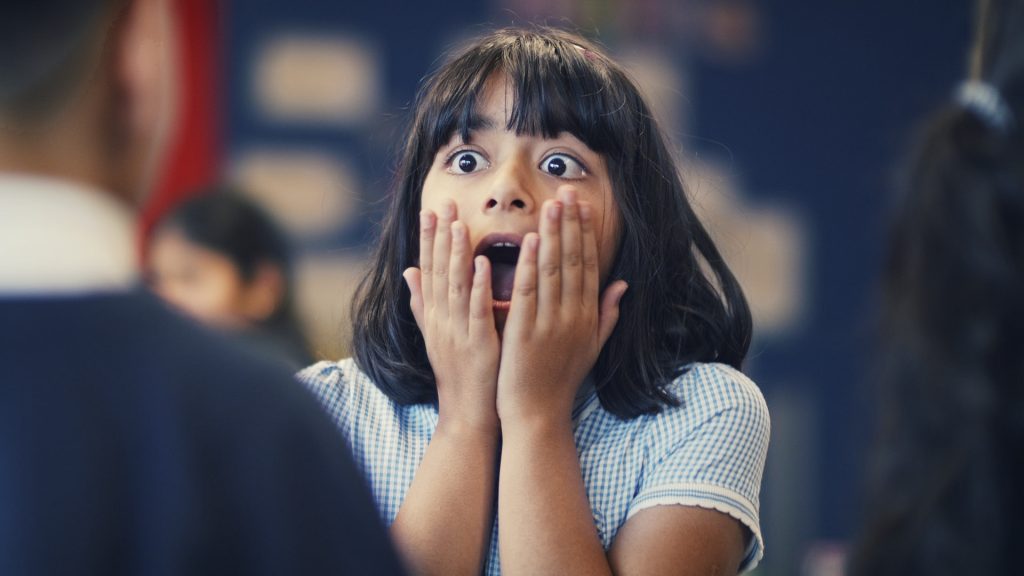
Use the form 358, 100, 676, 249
433, 200, 456, 318
469, 255, 495, 337
448, 220, 472, 332
537, 198, 562, 317
597, 281, 628, 348
508, 232, 540, 334
559, 187, 584, 306
419, 210, 436, 307
579, 201, 601, 303
403, 267, 425, 331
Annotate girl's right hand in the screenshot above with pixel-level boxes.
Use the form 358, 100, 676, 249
403, 200, 500, 433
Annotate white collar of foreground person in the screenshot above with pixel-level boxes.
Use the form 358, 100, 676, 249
0, 173, 137, 295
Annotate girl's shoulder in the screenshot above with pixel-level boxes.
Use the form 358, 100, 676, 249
583, 362, 769, 445
663, 362, 767, 412
296, 358, 393, 423
642, 362, 770, 442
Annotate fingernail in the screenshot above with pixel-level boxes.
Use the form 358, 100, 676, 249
474, 256, 487, 278
420, 211, 431, 228
441, 201, 455, 218
563, 188, 578, 204
527, 234, 540, 251
548, 201, 562, 220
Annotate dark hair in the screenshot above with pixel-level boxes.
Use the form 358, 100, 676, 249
351, 27, 751, 419
850, 1, 1024, 574
0, 1, 125, 123
156, 188, 313, 366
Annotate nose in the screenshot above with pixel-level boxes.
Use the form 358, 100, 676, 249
484, 157, 535, 213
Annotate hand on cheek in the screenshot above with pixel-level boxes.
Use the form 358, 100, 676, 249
497, 187, 629, 428
404, 201, 501, 432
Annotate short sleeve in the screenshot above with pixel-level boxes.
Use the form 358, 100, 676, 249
628, 364, 770, 572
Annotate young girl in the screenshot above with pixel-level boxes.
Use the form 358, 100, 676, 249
299, 27, 770, 575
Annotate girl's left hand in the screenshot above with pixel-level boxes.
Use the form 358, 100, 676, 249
496, 186, 628, 428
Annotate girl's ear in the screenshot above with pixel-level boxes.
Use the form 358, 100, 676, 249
240, 262, 286, 322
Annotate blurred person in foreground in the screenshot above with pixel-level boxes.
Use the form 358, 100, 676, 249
149, 188, 314, 369
0, 1, 404, 575
850, 0, 1024, 574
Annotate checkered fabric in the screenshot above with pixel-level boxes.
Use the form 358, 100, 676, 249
298, 359, 770, 574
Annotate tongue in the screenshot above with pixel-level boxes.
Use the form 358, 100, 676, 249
490, 262, 516, 301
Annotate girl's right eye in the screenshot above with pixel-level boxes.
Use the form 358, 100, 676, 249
446, 150, 489, 174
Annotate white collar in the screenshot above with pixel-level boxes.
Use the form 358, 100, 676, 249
0, 173, 138, 295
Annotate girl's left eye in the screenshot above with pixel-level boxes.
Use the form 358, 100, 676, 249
447, 150, 489, 174
539, 153, 586, 179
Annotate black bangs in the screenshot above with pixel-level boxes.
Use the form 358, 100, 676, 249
415, 29, 629, 158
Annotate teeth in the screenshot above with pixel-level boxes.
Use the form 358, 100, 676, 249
491, 242, 518, 248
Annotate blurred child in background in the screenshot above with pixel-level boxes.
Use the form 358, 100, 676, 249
850, 0, 1024, 573
148, 187, 314, 369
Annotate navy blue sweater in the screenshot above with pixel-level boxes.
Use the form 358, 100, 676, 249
0, 291, 404, 575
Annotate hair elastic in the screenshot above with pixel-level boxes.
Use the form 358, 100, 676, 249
955, 80, 1015, 132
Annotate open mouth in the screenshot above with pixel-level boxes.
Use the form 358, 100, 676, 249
475, 234, 522, 304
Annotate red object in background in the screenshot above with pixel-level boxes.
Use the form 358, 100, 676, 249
140, 0, 224, 244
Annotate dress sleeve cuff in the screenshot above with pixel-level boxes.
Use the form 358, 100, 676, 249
627, 482, 764, 573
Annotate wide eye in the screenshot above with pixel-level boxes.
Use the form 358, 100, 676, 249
447, 150, 489, 174
539, 153, 586, 179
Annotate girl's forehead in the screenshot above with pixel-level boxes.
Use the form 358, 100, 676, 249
477, 74, 516, 121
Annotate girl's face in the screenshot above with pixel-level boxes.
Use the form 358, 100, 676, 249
148, 227, 258, 329
420, 75, 622, 325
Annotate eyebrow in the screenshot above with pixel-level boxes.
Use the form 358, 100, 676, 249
455, 111, 591, 153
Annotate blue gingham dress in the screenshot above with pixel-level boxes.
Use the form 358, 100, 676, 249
298, 359, 770, 574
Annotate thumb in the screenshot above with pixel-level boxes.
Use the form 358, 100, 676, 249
596, 280, 628, 348
403, 267, 425, 331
